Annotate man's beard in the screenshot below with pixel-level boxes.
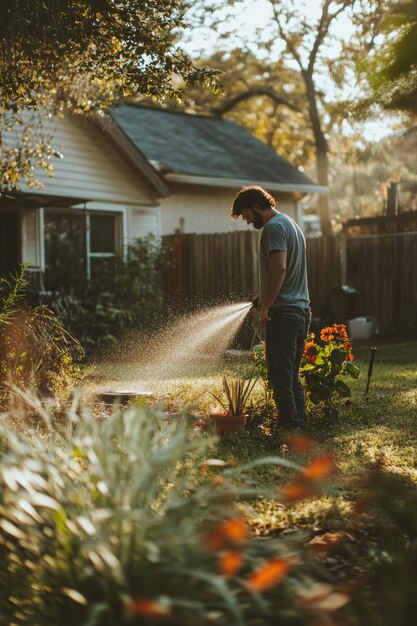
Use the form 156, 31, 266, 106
253, 212, 264, 230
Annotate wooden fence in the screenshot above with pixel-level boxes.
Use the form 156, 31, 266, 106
346, 232, 417, 335
163, 230, 417, 336
163, 231, 260, 305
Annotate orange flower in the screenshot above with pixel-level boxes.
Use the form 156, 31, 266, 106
320, 327, 334, 343
203, 517, 249, 551
245, 558, 292, 592
219, 550, 243, 577
129, 598, 170, 618
304, 454, 335, 480
281, 482, 317, 502
281, 454, 335, 503
283, 432, 317, 453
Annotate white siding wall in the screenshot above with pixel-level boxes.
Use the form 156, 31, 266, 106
17, 115, 157, 206
130, 209, 160, 240
159, 185, 297, 235
3, 114, 162, 265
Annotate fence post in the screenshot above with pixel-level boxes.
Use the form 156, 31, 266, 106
339, 229, 347, 285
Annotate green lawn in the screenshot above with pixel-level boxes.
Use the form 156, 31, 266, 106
214, 340, 417, 533
87, 340, 417, 537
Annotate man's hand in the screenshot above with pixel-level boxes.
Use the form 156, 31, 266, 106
259, 306, 271, 328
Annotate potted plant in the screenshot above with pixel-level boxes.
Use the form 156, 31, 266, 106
209, 373, 258, 434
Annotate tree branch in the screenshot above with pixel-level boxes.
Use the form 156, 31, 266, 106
268, 0, 305, 72
211, 87, 302, 116
308, 0, 356, 74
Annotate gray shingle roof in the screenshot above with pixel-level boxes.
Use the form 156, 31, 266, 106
111, 105, 317, 188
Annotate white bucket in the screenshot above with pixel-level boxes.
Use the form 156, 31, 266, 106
347, 317, 376, 340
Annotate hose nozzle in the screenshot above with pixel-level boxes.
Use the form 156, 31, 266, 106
251, 295, 261, 310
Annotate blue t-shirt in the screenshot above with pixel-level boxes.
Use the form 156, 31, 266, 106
260, 213, 309, 309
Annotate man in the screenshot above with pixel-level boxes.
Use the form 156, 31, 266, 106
231, 185, 311, 432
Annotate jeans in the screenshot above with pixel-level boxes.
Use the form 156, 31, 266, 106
265, 305, 311, 430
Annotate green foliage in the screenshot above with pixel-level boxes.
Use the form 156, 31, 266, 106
252, 325, 360, 419
252, 343, 269, 389
0, 263, 28, 326
0, 401, 331, 626
0, 0, 220, 188
47, 234, 171, 355
300, 325, 359, 417
0, 265, 83, 407
211, 372, 258, 416
361, 0, 417, 114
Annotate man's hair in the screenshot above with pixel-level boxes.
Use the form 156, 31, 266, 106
231, 186, 276, 219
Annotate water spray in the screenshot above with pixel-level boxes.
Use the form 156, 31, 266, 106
94, 301, 253, 396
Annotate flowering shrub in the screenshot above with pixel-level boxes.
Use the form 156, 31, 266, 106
301, 324, 360, 416
253, 324, 359, 418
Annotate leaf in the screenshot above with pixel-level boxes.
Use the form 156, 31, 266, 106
330, 348, 346, 367
344, 361, 360, 379
245, 558, 292, 592
0, 519, 25, 539
301, 583, 350, 611
239, 456, 303, 473
334, 380, 351, 398
62, 588, 88, 605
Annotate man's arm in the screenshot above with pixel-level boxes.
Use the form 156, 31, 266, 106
259, 250, 287, 328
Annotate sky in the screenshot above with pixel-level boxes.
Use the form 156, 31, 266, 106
182, 0, 399, 141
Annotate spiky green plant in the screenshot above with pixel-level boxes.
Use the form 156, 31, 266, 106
0, 263, 27, 327
211, 374, 259, 417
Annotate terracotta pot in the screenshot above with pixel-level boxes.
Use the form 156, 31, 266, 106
210, 411, 247, 434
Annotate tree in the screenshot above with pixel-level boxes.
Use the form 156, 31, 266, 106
156, 48, 317, 168
186, 0, 392, 234
361, 0, 417, 115
0, 0, 219, 188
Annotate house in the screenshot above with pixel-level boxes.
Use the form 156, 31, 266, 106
0, 105, 325, 286
110, 104, 326, 235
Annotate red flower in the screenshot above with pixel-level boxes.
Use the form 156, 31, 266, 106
303, 340, 318, 363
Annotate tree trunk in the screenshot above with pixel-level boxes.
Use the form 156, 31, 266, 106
304, 73, 332, 236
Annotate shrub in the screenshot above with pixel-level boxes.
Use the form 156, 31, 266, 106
0, 265, 83, 409
252, 324, 360, 418
46, 234, 172, 355
0, 401, 347, 626
301, 324, 360, 416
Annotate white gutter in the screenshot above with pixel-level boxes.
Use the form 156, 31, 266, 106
164, 173, 327, 195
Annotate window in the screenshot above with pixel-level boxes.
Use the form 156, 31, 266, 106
44, 209, 121, 290
90, 214, 117, 253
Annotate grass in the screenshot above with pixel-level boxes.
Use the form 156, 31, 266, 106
213, 340, 417, 535
81, 338, 417, 566
86, 340, 417, 538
